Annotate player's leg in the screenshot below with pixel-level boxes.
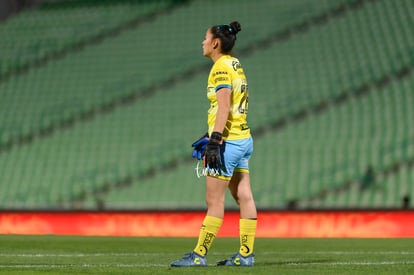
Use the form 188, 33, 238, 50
231, 171, 257, 254
171, 176, 228, 267
217, 137, 257, 266
192, 175, 228, 254
217, 171, 257, 266
228, 171, 257, 219
191, 142, 234, 260
205, 175, 229, 218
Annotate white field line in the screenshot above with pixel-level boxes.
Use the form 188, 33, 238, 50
0, 252, 171, 257
262, 251, 414, 255
0, 263, 165, 268
286, 261, 414, 266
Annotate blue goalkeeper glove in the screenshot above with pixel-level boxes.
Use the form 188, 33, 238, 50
191, 133, 209, 160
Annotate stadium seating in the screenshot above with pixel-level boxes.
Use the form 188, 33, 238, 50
0, 0, 413, 210
0, 0, 353, 147
0, 0, 175, 76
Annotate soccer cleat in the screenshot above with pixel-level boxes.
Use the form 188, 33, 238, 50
170, 251, 207, 267
216, 252, 254, 266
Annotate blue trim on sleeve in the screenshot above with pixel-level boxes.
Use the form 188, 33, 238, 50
215, 84, 232, 92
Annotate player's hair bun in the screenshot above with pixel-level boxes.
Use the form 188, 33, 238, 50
228, 21, 241, 35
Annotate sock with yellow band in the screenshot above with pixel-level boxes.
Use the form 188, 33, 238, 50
193, 216, 223, 256
239, 218, 257, 257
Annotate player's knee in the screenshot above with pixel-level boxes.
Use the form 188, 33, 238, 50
205, 195, 224, 208
237, 190, 253, 204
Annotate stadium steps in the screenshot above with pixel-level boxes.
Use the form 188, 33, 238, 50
65, 0, 392, 209
312, 149, 414, 210
0, 0, 187, 83
56, 0, 414, 209
3, 0, 348, 208
303, 138, 414, 209
0, 0, 355, 153
296, 76, 414, 209
97, 44, 414, 210
247, 0, 414, 131
1, 0, 413, 209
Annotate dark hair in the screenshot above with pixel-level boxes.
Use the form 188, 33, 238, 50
210, 21, 241, 54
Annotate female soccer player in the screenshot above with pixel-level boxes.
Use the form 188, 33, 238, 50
171, 21, 257, 267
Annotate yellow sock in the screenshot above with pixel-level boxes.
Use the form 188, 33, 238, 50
239, 218, 257, 257
193, 216, 223, 256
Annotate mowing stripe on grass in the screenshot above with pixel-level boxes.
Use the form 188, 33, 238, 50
1, 251, 413, 257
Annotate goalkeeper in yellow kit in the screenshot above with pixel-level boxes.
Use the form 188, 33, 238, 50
171, 21, 257, 267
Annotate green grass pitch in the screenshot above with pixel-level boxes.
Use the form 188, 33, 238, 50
0, 235, 413, 274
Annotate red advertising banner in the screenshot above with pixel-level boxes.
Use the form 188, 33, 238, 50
0, 211, 413, 237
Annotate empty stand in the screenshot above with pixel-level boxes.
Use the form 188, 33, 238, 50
0, 0, 413, 210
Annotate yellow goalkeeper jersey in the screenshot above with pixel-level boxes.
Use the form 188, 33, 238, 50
207, 55, 251, 140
